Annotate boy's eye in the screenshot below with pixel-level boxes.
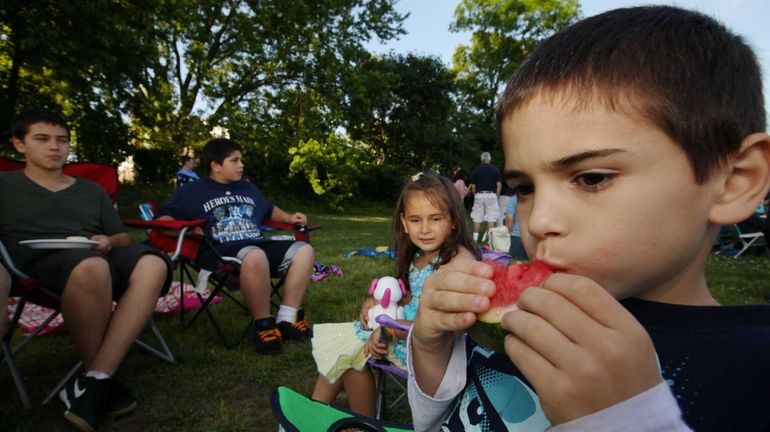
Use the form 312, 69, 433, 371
511, 183, 534, 198
574, 172, 613, 190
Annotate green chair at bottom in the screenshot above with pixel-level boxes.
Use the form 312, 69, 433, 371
271, 386, 414, 432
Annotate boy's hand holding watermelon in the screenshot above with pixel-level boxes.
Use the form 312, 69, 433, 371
411, 254, 496, 395
412, 257, 660, 425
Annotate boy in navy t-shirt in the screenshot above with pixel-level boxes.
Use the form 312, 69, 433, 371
156, 138, 315, 355
407, 6, 770, 431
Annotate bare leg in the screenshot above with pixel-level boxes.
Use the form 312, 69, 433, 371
88, 255, 166, 375
311, 374, 344, 403
280, 244, 314, 308
239, 249, 272, 319
342, 368, 376, 417
59, 257, 113, 370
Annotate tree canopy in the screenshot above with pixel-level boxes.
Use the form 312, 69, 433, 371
450, 0, 579, 160
1, 0, 581, 206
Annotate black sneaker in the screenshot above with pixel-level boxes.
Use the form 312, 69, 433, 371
105, 378, 137, 417
277, 309, 313, 342
251, 317, 283, 355
60, 375, 108, 432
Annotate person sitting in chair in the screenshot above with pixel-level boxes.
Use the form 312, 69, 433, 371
0, 108, 172, 432
155, 137, 315, 355
175, 155, 199, 188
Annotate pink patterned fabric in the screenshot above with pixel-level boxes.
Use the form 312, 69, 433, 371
154, 281, 222, 313
5, 281, 222, 335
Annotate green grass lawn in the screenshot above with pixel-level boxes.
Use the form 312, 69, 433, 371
2, 187, 770, 431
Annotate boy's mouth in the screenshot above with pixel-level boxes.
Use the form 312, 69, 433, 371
535, 257, 567, 273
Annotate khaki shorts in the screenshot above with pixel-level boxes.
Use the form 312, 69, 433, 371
470, 192, 500, 223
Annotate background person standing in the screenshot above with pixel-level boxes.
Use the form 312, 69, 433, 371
468, 151, 501, 242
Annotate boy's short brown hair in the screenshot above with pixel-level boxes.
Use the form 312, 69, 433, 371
12, 108, 71, 141
495, 6, 765, 183
202, 138, 241, 169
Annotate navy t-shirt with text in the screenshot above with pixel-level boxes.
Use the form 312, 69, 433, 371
155, 178, 274, 268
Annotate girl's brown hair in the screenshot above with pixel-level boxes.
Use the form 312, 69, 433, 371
393, 173, 480, 284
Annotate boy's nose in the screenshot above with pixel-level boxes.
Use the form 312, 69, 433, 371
525, 193, 568, 240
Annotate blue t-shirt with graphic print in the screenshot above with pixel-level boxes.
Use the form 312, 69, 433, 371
155, 178, 274, 268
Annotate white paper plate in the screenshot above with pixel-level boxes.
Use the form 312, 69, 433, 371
19, 239, 99, 250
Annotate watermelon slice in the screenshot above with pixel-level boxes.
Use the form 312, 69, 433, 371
470, 260, 555, 351
477, 259, 555, 323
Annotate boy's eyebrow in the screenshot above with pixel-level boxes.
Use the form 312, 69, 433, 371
31, 133, 68, 140
548, 148, 627, 171
505, 148, 627, 180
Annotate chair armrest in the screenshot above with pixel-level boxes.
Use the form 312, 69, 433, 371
0, 239, 30, 279
123, 219, 207, 261
375, 314, 411, 333
262, 220, 321, 243
123, 218, 207, 231
262, 220, 321, 233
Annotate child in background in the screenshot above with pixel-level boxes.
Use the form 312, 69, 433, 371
0, 109, 172, 431
175, 155, 199, 188
503, 194, 526, 261
156, 138, 315, 355
311, 173, 480, 416
408, 6, 770, 431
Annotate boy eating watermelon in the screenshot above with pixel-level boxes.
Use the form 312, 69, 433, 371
407, 6, 770, 431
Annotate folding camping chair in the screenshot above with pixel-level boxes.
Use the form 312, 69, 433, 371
0, 157, 176, 408
715, 224, 768, 258
123, 215, 320, 349
271, 386, 413, 432
370, 315, 410, 420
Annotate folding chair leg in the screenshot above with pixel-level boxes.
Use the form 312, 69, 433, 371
375, 368, 385, 419
373, 363, 409, 420
386, 372, 408, 413
42, 360, 83, 405
196, 292, 252, 349
2, 341, 30, 408
270, 277, 285, 313
186, 278, 252, 349
178, 263, 199, 323
134, 318, 177, 364
735, 236, 759, 258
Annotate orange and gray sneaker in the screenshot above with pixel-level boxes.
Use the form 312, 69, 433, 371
251, 317, 283, 355
277, 309, 313, 342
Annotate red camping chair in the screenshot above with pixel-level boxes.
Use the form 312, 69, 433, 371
0, 157, 176, 408
123, 213, 321, 349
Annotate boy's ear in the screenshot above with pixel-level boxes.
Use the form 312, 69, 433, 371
709, 132, 770, 225
10, 137, 26, 154
210, 160, 221, 173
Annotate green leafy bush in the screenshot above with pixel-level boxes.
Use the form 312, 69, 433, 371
289, 134, 376, 208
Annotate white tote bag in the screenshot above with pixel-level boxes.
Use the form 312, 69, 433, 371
485, 226, 511, 252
